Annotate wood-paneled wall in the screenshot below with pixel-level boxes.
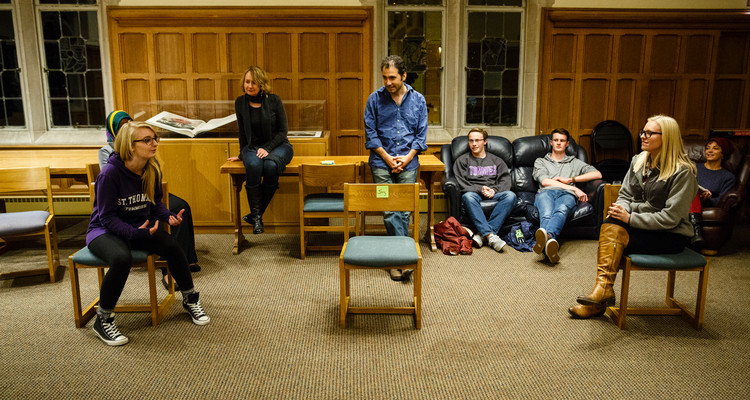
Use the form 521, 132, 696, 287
537, 9, 750, 143
108, 7, 372, 155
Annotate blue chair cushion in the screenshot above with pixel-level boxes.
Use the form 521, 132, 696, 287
628, 248, 707, 270
72, 246, 150, 267
303, 193, 344, 213
0, 211, 49, 236
343, 236, 419, 267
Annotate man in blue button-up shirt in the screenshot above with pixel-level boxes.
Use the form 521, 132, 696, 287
364, 55, 428, 281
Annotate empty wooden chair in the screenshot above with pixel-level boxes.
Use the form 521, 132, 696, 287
339, 183, 422, 329
299, 162, 361, 259
0, 166, 60, 282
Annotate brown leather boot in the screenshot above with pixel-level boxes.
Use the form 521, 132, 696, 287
568, 304, 606, 319
577, 223, 629, 306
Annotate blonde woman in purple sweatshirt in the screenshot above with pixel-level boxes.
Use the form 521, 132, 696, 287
87, 121, 209, 346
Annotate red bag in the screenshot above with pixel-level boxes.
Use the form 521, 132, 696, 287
434, 216, 473, 255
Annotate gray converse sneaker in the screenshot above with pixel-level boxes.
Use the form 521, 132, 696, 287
487, 234, 506, 252
93, 312, 129, 346
472, 233, 484, 248
183, 292, 210, 325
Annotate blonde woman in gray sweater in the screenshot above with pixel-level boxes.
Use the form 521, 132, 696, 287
570, 115, 698, 319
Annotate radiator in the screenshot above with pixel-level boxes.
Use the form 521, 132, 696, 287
1, 196, 91, 215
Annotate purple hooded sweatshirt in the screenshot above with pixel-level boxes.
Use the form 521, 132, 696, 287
86, 152, 174, 245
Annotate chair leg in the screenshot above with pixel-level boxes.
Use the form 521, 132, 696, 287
414, 262, 422, 329
45, 219, 59, 282
69, 258, 98, 328
665, 270, 677, 308
693, 261, 710, 330
147, 257, 159, 326
69, 258, 84, 328
300, 214, 306, 260
339, 261, 348, 328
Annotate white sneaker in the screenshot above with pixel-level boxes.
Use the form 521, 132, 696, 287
462, 226, 474, 237
533, 228, 547, 255
545, 237, 560, 264
487, 234, 506, 252
472, 233, 484, 248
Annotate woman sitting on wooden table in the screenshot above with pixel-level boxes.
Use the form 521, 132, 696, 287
226, 66, 294, 234
88, 121, 210, 346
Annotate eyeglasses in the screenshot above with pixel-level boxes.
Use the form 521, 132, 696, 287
639, 130, 662, 139
133, 136, 160, 145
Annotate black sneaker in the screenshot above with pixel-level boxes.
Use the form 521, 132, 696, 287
93, 313, 129, 346
182, 292, 210, 325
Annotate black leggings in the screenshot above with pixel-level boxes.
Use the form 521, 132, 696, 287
604, 218, 688, 255
88, 230, 194, 310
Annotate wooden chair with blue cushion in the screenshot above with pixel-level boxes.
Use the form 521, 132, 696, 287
602, 184, 710, 330
0, 166, 60, 282
339, 183, 422, 329
68, 163, 174, 328
298, 162, 361, 259
606, 250, 709, 330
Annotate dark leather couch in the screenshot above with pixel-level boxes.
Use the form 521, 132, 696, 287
684, 136, 750, 255
441, 134, 606, 239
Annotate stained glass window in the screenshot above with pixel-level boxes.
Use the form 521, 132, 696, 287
41, 9, 104, 127
0, 9, 24, 127
39, 0, 97, 4
465, 11, 521, 126
388, 9, 443, 125
388, 0, 442, 5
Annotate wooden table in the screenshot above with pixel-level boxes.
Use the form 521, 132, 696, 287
1, 149, 100, 176
220, 154, 445, 255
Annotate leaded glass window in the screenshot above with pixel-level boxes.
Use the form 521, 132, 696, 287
468, 0, 523, 5
41, 9, 104, 127
387, 9, 443, 125
0, 9, 24, 127
388, 0, 442, 5
39, 0, 97, 4
465, 11, 521, 126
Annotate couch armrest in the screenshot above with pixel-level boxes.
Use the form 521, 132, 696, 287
701, 207, 729, 224
582, 179, 606, 227
442, 176, 462, 219
717, 187, 743, 210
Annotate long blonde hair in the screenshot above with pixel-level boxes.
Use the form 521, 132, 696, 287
633, 114, 696, 181
113, 121, 161, 204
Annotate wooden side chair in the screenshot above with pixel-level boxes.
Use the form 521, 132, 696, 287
339, 183, 422, 329
68, 163, 174, 328
0, 166, 60, 282
298, 162, 361, 259
602, 184, 710, 330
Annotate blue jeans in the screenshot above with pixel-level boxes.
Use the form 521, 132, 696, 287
370, 167, 418, 237
534, 189, 577, 238
462, 191, 517, 237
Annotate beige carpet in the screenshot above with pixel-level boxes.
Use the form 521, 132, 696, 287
1, 215, 749, 399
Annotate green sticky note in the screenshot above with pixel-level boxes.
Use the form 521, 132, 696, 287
376, 185, 389, 198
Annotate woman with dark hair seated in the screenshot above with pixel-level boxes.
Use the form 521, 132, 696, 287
570, 115, 698, 319
687, 137, 736, 247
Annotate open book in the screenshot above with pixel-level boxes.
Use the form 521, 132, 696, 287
146, 111, 237, 137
